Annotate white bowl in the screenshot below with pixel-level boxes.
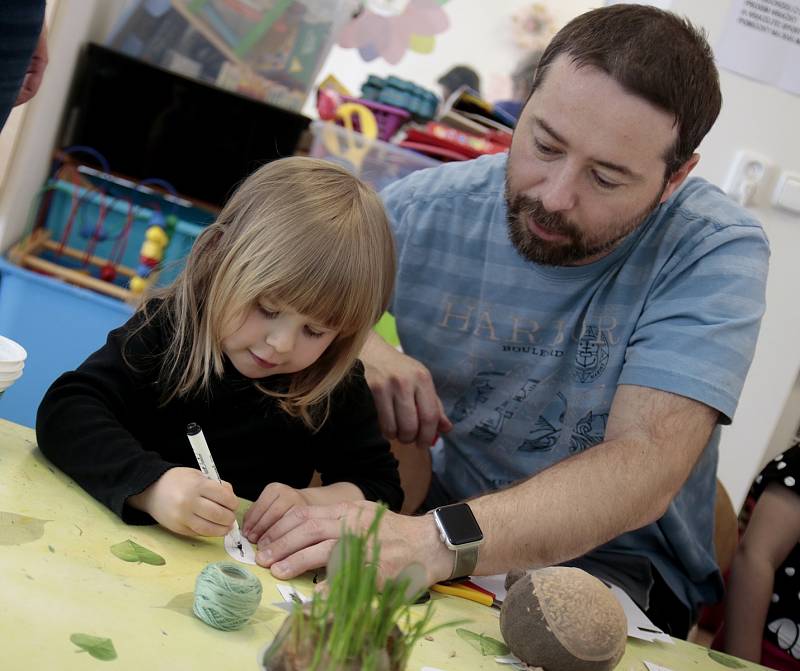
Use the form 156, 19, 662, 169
0, 335, 26, 365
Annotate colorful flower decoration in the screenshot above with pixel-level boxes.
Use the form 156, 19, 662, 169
337, 0, 451, 65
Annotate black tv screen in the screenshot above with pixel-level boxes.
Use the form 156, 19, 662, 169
60, 43, 311, 207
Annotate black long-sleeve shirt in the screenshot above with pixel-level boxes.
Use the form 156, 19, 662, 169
36, 310, 402, 524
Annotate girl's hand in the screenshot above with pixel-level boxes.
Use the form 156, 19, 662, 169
127, 467, 239, 537
242, 483, 309, 544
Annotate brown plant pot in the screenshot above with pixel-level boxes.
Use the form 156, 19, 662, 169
259, 613, 405, 671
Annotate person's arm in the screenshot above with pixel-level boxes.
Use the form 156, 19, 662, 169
36, 311, 226, 517
14, 25, 48, 106
254, 383, 717, 582
466, 383, 718, 572
723, 483, 800, 663
361, 330, 452, 448
37, 316, 240, 534
363, 168, 454, 448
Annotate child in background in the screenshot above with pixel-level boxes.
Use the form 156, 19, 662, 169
721, 438, 800, 669
36, 157, 402, 574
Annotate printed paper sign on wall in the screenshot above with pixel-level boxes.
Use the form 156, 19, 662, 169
716, 0, 800, 96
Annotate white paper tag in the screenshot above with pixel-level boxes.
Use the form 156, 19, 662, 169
493, 657, 539, 671
470, 574, 508, 601
606, 583, 674, 644
224, 532, 256, 564
644, 662, 675, 671
276, 584, 310, 604
494, 654, 522, 664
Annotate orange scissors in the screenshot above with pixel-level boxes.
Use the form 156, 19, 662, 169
430, 579, 500, 608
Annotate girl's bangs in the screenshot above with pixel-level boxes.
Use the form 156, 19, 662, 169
259, 248, 380, 337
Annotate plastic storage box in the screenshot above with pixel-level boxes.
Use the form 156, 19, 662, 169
307, 121, 440, 192
107, 0, 349, 113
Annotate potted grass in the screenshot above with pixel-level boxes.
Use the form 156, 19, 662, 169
260, 505, 463, 671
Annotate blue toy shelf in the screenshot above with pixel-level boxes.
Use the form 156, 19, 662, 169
0, 257, 134, 428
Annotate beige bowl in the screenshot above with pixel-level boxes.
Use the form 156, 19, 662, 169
0, 368, 23, 383
0, 335, 26, 366
0, 336, 26, 395
0, 359, 24, 373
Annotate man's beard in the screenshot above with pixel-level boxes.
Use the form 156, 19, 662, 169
504, 179, 664, 266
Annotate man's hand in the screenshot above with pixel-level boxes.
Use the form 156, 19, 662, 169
254, 500, 453, 586
14, 27, 48, 107
362, 332, 452, 448
127, 467, 239, 537
242, 482, 309, 544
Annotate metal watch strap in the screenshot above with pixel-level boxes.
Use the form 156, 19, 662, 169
450, 544, 479, 580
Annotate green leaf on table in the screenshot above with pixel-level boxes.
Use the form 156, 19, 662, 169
0, 511, 49, 545
708, 650, 747, 668
70, 633, 117, 661
456, 628, 509, 656
110, 540, 165, 565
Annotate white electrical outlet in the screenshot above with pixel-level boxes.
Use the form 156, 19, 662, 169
723, 150, 773, 207
772, 172, 800, 215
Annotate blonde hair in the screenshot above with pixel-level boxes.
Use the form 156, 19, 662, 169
133, 157, 395, 429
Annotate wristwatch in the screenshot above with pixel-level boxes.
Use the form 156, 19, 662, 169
432, 503, 484, 580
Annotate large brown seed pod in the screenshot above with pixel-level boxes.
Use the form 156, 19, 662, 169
499, 567, 627, 671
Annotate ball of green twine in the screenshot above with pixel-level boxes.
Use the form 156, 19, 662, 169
193, 561, 263, 631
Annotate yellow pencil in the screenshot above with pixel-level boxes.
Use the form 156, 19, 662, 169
430, 582, 497, 608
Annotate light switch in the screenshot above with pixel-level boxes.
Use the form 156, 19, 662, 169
772, 172, 800, 215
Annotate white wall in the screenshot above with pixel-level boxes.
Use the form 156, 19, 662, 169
668, 0, 800, 508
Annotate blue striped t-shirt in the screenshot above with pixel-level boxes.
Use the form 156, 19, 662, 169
381, 153, 769, 611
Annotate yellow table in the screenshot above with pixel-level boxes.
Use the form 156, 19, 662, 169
0, 419, 768, 670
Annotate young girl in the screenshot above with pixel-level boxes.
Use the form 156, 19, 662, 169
36, 157, 403, 563
720, 438, 800, 669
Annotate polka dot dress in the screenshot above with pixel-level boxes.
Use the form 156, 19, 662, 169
742, 442, 800, 665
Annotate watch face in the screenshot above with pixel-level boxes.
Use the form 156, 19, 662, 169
436, 504, 483, 545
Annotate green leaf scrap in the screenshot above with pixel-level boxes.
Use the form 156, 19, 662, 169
456, 628, 509, 656
110, 540, 165, 565
708, 650, 747, 668
70, 633, 117, 661
0, 511, 49, 545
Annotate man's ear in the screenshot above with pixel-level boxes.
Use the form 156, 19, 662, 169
660, 153, 700, 203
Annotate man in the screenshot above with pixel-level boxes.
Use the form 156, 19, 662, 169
253, 5, 769, 638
